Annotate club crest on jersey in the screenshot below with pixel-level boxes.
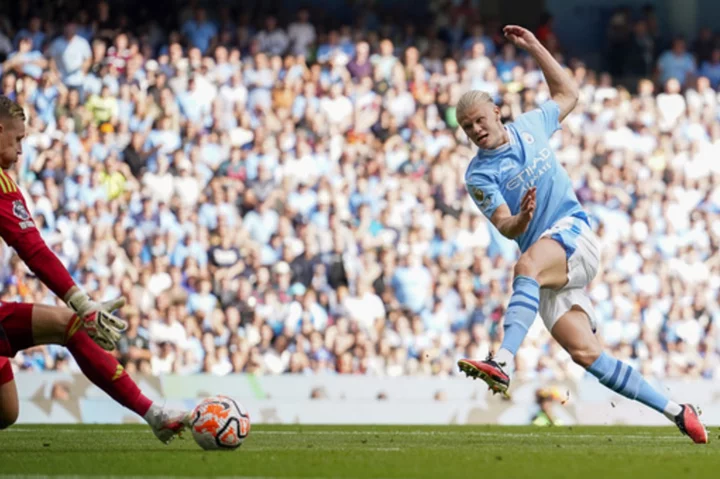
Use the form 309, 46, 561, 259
12, 200, 29, 221
468, 185, 484, 203
522, 132, 535, 144
12, 200, 34, 230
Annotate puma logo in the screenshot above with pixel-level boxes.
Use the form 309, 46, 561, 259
112, 364, 124, 381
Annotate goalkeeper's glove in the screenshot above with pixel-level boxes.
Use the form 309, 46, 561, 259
66, 291, 128, 351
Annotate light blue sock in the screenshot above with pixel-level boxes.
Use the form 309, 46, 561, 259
499, 275, 540, 355
588, 352, 680, 417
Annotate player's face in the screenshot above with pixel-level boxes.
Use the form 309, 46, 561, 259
459, 102, 506, 149
0, 118, 25, 170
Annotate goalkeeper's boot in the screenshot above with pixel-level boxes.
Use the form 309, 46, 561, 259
458, 355, 511, 398
145, 404, 190, 445
674, 404, 708, 444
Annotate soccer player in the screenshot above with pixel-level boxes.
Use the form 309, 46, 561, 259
456, 26, 707, 444
0, 95, 187, 443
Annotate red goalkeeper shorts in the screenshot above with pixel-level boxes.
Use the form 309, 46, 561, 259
0, 302, 35, 358
0, 357, 13, 385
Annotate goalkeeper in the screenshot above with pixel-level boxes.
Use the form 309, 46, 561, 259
0, 95, 186, 443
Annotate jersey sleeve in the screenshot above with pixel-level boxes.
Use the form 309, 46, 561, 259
0, 193, 38, 246
516, 100, 561, 139
0, 193, 76, 299
466, 171, 506, 220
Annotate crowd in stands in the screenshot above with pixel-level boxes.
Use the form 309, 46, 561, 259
1, 1, 720, 382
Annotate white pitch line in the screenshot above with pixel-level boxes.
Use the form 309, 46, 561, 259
248, 446, 402, 451
4, 428, 688, 441
250, 430, 687, 440
3, 429, 153, 436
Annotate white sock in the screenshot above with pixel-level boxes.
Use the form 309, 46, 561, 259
663, 401, 682, 421
143, 403, 160, 423
494, 348, 515, 376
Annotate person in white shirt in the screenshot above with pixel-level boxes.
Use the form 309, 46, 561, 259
219, 70, 248, 112
173, 159, 201, 206
211, 346, 233, 376
343, 281, 386, 332
142, 154, 175, 204
148, 307, 188, 348
656, 78, 686, 132
47, 23, 92, 88
463, 42, 491, 81
319, 84, 353, 130
287, 9, 316, 57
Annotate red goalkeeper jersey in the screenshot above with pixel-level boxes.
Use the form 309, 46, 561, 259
0, 170, 75, 299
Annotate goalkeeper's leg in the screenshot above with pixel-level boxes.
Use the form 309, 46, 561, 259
0, 303, 187, 442
0, 358, 18, 429
553, 307, 707, 444
0, 301, 122, 353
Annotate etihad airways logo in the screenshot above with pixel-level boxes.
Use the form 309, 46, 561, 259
505, 148, 552, 191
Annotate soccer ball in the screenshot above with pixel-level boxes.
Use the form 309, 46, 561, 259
189, 395, 251, 450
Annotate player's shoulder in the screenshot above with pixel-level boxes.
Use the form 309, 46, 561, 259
513, 99, 556, 121
464, 154, 491, 183
0, 171, 21, 199
0, 173, 33, 224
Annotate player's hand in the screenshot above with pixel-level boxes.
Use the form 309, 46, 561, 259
82, 310, 126, 351
67, 292, 128, 330
68, 291, 126, 317
91, 297, 128, 336
517, 186, 536, 231
97, 297, 127, 317
503, 25, 541, 52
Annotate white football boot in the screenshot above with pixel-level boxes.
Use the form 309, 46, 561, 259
144, 404, 191, 444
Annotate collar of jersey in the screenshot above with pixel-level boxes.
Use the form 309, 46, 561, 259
475, 126, 515, 158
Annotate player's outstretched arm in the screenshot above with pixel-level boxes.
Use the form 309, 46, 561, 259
490, 187, 536, 239
0, 95, 125, 350
503, 25, 578, 121
0, 194, 126, 349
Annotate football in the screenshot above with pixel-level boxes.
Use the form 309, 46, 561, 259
189, 395, 251, 450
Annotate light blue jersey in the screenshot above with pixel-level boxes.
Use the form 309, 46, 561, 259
465, 100, 588, 253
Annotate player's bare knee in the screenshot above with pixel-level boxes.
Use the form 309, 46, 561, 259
0, 409, 18, 430
514, 255, 538, 280
569, 345, 602, 369
31, 305, 75, 346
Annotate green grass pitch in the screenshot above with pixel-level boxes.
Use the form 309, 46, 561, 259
1, 425, 719, 478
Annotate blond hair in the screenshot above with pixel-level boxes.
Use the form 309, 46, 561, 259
0, 95, 26, 123
455, 90, 493, 124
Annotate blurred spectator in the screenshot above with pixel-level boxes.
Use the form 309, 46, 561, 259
2, 35, 46, 79
257, 16, 289, 57
692, 27, 717, 65
48, 22, 92, 88
621, 20, 655, 91
699, 48, 720, 88
657, 37, 697, 87
287, 9, 316, 58
531, 387, 564, 426
181, 8, 217, 54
